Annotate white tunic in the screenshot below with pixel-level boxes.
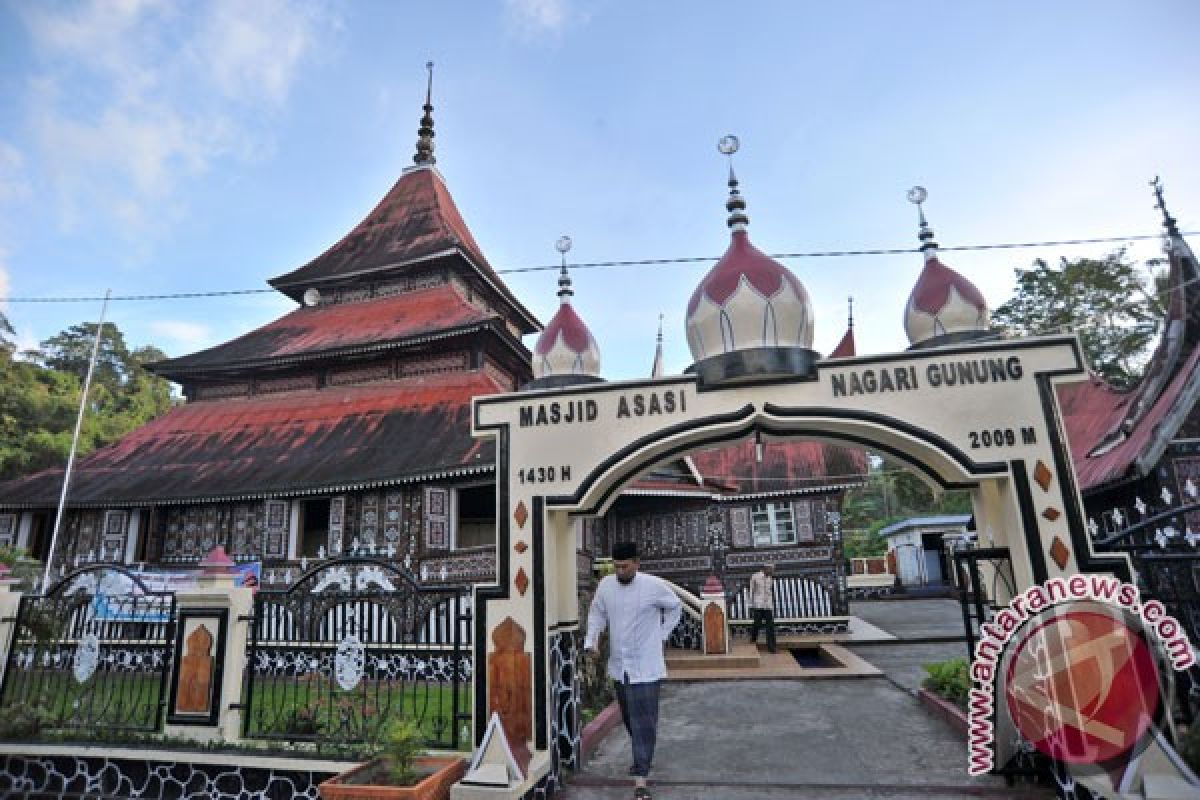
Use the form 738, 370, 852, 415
584, 572, 683, 684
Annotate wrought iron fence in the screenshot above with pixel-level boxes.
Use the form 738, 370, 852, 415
1092, 483, 1200, 723
242, 556, 472, 751
0, 566, 176, 734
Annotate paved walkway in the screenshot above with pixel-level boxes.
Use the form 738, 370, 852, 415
561, 598, 1051, 799
849, 598, 969, 641
564, 679, 1043, 799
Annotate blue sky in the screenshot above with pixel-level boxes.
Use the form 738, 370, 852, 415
1, 0, 1198, 380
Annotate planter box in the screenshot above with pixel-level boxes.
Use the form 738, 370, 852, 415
917, 687, 969, 737
318, 755, 467, 800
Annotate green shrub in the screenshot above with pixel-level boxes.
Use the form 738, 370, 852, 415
382, 718, 425, 786
0, 700, 56, 739
922, 658, 970, 708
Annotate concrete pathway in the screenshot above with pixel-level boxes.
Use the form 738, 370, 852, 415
849, 598, 969, 641
563, 679, 1046, 799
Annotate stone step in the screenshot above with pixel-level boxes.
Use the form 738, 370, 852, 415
664, 646, 761, 670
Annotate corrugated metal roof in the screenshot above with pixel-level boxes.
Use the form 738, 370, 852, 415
150, 283, 495, 375
0, 371, 507, 508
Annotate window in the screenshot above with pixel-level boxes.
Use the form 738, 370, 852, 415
299, 497, 331, 558
455, 485, 496, 549
751, 503, 796, 546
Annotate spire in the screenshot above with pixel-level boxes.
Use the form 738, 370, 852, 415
907, 185, 938, 259
555, 235, 573, 303
1152, 176, 1181, 238
829, 296, 856, 358
413, 61, 436, 166
651, 313, 665, 377
718, 135, 748, 230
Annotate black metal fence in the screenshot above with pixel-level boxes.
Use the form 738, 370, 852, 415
0, 566, 176, 734
242, 557, 472, 750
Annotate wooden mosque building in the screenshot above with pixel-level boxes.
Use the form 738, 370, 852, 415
0, 81, 865, 601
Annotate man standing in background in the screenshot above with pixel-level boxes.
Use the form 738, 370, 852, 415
748, 563, 777, 654
584, 541, 682, 800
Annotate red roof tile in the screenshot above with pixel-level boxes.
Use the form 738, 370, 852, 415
0, 372, 507, 507
272, 168, 491, 287
152, 283, 494, 374
267, 167, 537, 331
1058, 345, 1200, 492
690, 440, 868, 496
829, 326, 856, 358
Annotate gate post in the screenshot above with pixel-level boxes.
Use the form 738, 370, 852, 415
163, 577, 254, 743
0, 575, 22, 692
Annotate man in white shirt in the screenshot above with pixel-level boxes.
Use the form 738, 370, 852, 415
748, 564, 777, 653
584, 541, 682, 799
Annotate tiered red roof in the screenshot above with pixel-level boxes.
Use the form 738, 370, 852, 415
0, 372, 506, 507
1057, 222, 1200, 493
151, 283, 496, 374
691, 441, 868, 497
829, 326, 856, 358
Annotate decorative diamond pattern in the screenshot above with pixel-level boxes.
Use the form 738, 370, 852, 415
1042, 507, 1061, 521
1050, 537, 1070, 570
514, 540, 528, 554
515, 567, 530, 596
1033, 461, 1053, 492
514, 501, 529, 530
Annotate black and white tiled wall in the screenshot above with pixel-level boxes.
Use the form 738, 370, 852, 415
0, 755, 332, 800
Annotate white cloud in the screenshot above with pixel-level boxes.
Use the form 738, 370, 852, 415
504, 0, 585, 38
148, 319, 216, 352
19, 0, 334, 237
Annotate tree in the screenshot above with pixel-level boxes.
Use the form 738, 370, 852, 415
991, 250, 1165, 388
0, 311, 14, 353
0, 321, 174, 481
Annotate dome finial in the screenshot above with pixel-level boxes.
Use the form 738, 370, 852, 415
847, 295, 854, 329
413, 61, 437, 166
907, 185, 938, 259
651, 313, 665, 378
1151, 176, 1180, 237
718, 135, 748, 231
555, 235, 574, 303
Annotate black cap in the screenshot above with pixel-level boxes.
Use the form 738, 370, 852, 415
612, 541, 638, 560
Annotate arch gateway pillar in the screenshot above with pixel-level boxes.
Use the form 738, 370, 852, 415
461, 335, 1132, 798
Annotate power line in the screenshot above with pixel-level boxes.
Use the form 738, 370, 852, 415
1, 231, 1191, 304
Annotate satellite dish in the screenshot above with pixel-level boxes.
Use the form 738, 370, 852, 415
302, 288, 321, 307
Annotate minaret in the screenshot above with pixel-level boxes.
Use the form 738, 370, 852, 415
528, 236, 603, 388
685, 135, 817, 383
902, 186, 990, 348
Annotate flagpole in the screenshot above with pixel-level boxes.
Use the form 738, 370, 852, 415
42, 289, 111, 589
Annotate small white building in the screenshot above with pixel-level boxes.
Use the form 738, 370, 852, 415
879, 515, 972, 587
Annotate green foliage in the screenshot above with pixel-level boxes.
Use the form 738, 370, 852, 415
922, 658, 970, 708
0, 321, 174, 481
991, 250, 1164, 388
0, 544, 26, 566
0, 699, 57, 739
382, 718, 425, 786
842, 456, 973, 547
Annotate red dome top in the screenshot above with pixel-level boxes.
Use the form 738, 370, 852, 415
908, 256, 987, 314
687, 231, 806, 316
535, 302, 595, 356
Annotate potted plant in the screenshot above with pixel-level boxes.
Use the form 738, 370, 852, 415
318, 719, 467, 800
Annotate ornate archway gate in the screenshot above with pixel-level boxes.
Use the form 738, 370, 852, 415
468, 335, 1133, 798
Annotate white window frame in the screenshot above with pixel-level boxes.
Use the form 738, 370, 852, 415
751, 502, 797, 546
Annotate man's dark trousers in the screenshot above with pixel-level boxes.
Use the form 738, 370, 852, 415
614, 677, 661, 777
749, 608, 777, 653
